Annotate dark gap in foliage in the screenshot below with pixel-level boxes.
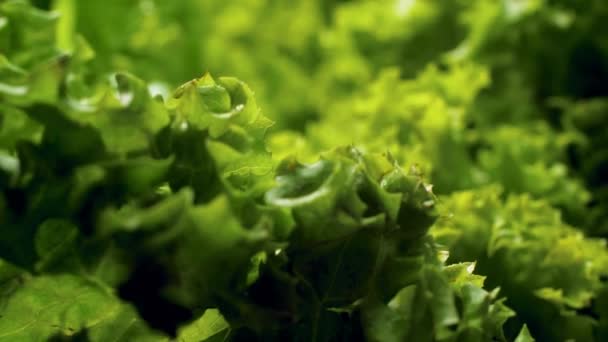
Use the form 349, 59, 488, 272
4, 188, 27, 217
566, 143, 582, 171
544, 103, 564, 129
502, 315, 525, 342
230, 327, 262, 342
588, 158, 608, 188
566, 41, 608, 99
47, 329, 90, 342
156, 127, 222, 204
588, 197, 600, 208
75, 186, 108, 236
358, 186, 383, 218
247, 265, 296, 315
31, 0, 52, 10
575, 302, 600, 321
117, 257, 193, 336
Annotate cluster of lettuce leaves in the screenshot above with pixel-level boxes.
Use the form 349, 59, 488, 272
1, 0, 608, 341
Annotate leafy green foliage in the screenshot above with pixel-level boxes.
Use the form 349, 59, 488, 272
0, 274, 164, 341
2, 0, 608, 341
432, 187, 608, 341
